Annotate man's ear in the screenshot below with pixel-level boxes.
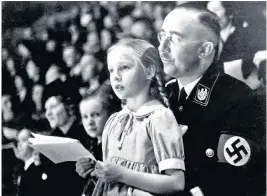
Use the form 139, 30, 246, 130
198, 42, 214, 58
145, 65, 156, 80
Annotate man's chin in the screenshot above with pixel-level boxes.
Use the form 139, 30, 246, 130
163, 66, 177, 78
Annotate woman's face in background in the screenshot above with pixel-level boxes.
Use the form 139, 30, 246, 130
6, 58, 16, 75
207, 1, 230, 28
63, 47, 76, 68
45, 96, 69, 129
2, 48, 9, 61
14, 75, 25, 91
80, 55, 98, 81
101, 30, 112, 50
32, 84, 44, 104
26, 60, 40, 79
17, 43, 30, 58
2, 95, 13, 113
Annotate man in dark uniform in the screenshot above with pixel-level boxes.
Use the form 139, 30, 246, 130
158, 4, 265, 196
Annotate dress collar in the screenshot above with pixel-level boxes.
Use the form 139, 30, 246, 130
119, 100, 165, 118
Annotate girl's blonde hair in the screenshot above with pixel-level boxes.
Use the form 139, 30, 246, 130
108, 38, 170, 108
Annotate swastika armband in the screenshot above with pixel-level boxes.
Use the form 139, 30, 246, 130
217, 134, 258, 167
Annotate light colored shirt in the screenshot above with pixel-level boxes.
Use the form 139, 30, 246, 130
177, 76, 202, 99
24, 156, 35, 171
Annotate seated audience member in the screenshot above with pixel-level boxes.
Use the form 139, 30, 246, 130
253, 50, 266, 89
66, 21, 87, 46
31, 83, 51, 134
100, 29, 117, 51
76, 84, 121, 195
14, 72, 35, 111
207, 1, 255, 76
2, 86, 25, 196
130, 20, 153, 40
78, 54, 107, 97
118, 15, 134, 36
83, 31, 105, 60
62, 45, 82, 75
12, 129, 54, 196
25, 58, 43, 85
45, 64, 67, 85
42, 79, 93, 196
5, 56, 18, 77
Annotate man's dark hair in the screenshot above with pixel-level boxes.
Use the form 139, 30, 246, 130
176, 3, 221, 42
175, 3, 221, 62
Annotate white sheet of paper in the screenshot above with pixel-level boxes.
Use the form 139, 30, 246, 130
224, 59, 243, 81
29, 133, 96, 164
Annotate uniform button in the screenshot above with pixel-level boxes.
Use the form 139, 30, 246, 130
42, 172, 48, 180
179, 106, 183, 111
206, 148, 214, 158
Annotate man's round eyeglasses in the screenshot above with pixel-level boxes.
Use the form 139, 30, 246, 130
157, 32, 181, 44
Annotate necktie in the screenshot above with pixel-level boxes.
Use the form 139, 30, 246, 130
178, 87, 187, 104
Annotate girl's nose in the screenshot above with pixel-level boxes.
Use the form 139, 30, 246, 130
113, 71, 122, 82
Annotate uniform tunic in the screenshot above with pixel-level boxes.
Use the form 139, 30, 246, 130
166, 64, 266, 196
92, 100, 185, 196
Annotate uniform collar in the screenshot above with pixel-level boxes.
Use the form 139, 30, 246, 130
177, 76, 202, 99
190, 63, 221, 106
167, 63, 221, 107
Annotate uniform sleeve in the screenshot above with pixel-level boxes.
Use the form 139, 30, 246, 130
203, 95, 266, 196
148, 108, 185, 173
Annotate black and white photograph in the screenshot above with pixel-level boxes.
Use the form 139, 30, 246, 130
2, 1, 266, 196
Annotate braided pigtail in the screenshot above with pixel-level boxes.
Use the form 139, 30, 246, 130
154, 71, 170, 108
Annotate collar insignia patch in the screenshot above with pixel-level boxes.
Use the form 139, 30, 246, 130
193, 84, 210, 106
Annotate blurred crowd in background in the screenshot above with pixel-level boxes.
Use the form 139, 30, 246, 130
2, 1, 266, 196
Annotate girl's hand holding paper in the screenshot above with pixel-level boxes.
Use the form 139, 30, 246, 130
91, 161, 126, 183
76, 158, 96, 178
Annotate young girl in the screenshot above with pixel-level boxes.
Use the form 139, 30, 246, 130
79, 39, 185, 196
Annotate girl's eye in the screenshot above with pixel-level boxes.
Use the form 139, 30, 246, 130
120, 65, 130, 70
92, 112, 100, 117
108, 68, 114, 73
82, 115, 88, 119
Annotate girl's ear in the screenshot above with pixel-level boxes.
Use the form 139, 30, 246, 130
145, 65, 156, 80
